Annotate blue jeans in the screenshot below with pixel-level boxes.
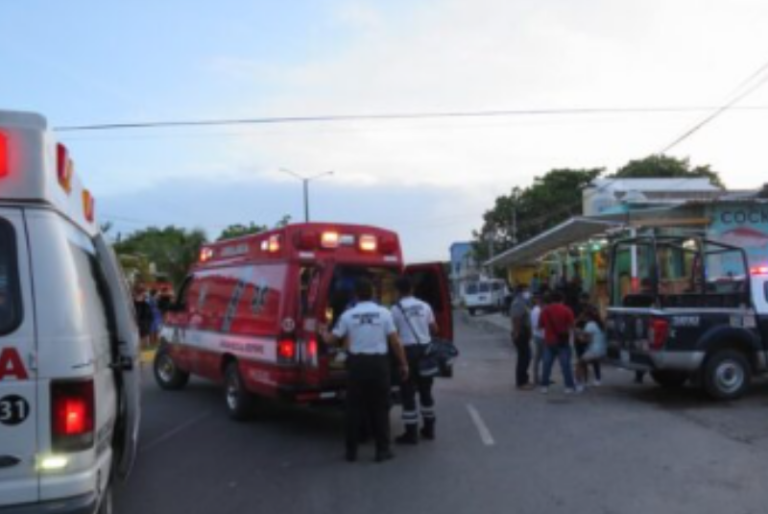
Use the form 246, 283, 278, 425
542, 345, 576, 389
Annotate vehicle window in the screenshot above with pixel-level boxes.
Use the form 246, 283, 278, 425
478, 283, 490, 293
67, 235, 116, 347
0, 219, 22, 335
326, 266, 399, 327
466, 283, 478, 295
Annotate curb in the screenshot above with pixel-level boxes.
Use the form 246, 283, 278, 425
140, 350, 156, 364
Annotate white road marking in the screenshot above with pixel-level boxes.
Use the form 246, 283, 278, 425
466, 404, 495, 446
140, 411, 212, 453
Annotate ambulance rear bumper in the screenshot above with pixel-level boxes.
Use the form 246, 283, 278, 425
0, 492, 97, 514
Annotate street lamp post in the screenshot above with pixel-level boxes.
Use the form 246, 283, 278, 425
279, 168, 334, 222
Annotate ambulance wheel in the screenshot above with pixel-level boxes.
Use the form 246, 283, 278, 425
651, 371, 688, 389
703, 349, 751, 401
224, 362, 256, 421
154, 349, 189, 390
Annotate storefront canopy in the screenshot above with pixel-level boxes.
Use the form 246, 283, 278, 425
486, 217, 622, 268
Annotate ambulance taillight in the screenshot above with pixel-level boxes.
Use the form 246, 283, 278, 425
278, 339, 296, 362
320, 231, 340, 249
56, 143, 73, 193
359, 234, 377, 252
51, 380, 95, 452
0, 132, 8, 178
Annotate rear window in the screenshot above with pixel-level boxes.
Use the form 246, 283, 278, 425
466, 283, 478, 295
478, 283, 491, 293
0, 219, 21, 334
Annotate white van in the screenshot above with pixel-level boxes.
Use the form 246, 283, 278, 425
0, 110, 140, 514
462, 279, 508, 315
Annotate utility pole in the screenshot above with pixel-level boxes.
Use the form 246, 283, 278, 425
279, 168, 334, 222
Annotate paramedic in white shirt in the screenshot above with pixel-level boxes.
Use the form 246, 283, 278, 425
322, 278, 408, 463
391, 276, 439, 444
530, 293, 546, 386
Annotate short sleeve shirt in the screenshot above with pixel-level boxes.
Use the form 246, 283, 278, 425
539, 303, 575, 346
509, 297, 531, 330
583, 321, 606, 354
391, 297, 435, 346
333, 301, 395, 355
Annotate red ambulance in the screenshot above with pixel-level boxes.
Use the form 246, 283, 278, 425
154, 223, 452, 419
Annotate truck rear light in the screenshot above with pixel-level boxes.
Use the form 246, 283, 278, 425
0, 132, 8, 178
751, 265, 768, 275
51, 380, 95, 452
320, 231, 339, 249
648, 318, 669, 351
358, 234, 377, 252
278, 339, 296, 361
304, 336, 319, 367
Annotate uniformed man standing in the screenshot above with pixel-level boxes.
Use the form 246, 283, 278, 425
322, 278, 409, 463
391, 276, 439, 444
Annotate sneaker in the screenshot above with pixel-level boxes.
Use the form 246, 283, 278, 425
540, 387, 549, 394
564, 388, 576, 394
592, 380, 602, 387
575, 385, 585, 394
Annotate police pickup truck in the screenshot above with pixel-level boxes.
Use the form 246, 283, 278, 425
606, 234, 768, 401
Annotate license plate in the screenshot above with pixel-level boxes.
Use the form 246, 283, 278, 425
620, 350, 630, 365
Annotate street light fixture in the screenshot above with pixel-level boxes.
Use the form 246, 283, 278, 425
279, 168, 334, 223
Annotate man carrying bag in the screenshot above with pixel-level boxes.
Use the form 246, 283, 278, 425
391, 276, 439, 444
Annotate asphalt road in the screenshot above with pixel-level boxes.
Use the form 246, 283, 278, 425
115, 314, 768, 514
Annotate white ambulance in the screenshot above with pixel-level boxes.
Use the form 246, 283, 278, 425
0, 110, 140, 514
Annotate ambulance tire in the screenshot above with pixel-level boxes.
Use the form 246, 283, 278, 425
154, 349, 190, 390
703, 349, 751, 401
224, 361, 256, 421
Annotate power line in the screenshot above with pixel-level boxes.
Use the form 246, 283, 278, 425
660, 58, 768, 153
53, 104, 768, 133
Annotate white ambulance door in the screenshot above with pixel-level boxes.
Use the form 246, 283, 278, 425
0, 209, 39, 507
93, 234, 140, 480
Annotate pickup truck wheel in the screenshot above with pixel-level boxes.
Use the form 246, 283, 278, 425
651, 371, 688, 389
154, 348, 190, 390
224, 362, 256, 421
703, 350, 751, 401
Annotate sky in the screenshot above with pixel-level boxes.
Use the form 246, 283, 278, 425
3, 0, 768, 261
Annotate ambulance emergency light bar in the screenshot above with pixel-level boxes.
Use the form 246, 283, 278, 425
0, 110, 97, 233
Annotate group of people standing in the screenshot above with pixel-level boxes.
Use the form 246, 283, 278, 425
322, 276, 439, 464
510, 284, 606, 394
133, 287, 174, 349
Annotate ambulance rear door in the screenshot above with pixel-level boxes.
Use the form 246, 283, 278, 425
93, 234, 140, 481
0, 209, 39, 507
405, 262, 454, 342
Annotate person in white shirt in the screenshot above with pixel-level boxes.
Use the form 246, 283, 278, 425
390, 276, 439, 444
322, 278, 408, 463
574, 305, 607, 392
530, 293, 546, 386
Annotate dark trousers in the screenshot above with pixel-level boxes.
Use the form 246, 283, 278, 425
514, 330, 532, 386
400, 345, 435, 426
346, 354, 391, 455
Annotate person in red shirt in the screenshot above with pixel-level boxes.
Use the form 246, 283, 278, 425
538, 291, 577, 393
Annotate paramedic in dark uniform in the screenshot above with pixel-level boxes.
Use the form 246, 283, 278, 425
322, 278, 409, 463
391, 276, 438, 444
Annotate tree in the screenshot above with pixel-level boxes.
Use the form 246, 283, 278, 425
473, 168, 604, 262
216, 215, 294, 241
217, 222, 268, 241
612, 155, 724, 188
113, 226, 208, 287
